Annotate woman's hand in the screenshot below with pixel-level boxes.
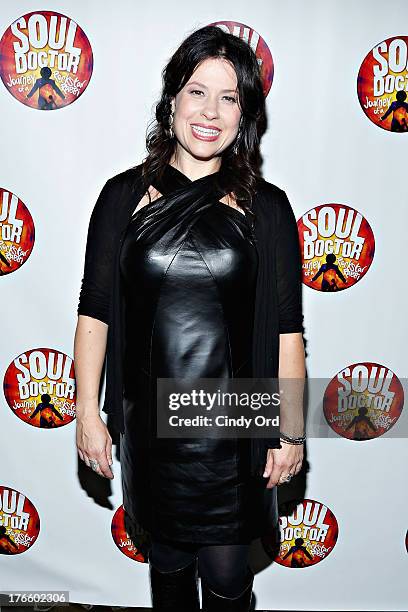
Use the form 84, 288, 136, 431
263, 443, 303, 488
76, 412, 114, 479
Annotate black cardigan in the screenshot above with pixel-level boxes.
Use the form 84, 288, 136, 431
77, 164, 304, 473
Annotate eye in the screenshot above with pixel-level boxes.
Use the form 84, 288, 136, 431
189, 89, 237, 103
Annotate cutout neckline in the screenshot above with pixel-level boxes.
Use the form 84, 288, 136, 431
132, 195, 245, 219
166, 162, 220, 184
166, 163, 245, 216
131, 162, 245, 218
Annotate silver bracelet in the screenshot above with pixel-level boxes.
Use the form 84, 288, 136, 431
280, 431, 306, 445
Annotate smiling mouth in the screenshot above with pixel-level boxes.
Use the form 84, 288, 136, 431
191, 124, 221, 140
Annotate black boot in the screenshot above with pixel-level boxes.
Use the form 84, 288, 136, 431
149, 558, 200, 611
201, 569, 254, 611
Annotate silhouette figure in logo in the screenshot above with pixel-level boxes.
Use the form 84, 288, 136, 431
345, 406, 377, 440
26, 67, 65, 110
0, 250, 12, 275
282, 537, 313, 567
380, 90, 408, 132
0, 525, 19, 554
45, 94, 58, 110
311, 253, 347, 291
30, 393, 64, 427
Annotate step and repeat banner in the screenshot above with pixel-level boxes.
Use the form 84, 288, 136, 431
1, 1, 407, 610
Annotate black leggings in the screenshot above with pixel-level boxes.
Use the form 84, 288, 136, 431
149, 538, 251, 598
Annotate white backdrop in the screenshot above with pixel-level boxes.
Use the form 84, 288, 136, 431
1, 1, 407, 610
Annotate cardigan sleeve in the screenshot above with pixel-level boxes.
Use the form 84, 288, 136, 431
275, 190, 304, 334
77, 178, 116, 325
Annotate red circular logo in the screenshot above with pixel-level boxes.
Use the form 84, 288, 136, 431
0, 11, 93, 110
357, 36, 408, 132
263, 498, 339, 567
111, 506, 149, 563
0, 188, 35, 275
324, 362, 404, 440
208, 21, 274, 97
0, 486, 40, 554
298, 203, 375, 291
4, 348, 76, 427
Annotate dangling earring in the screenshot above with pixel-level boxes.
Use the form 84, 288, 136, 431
168, 111, 174, 138
233, 130, 240, 155
233, 118, 243, 154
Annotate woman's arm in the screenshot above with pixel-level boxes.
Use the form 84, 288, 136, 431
74, 178, 119, 479
278, 331, 306, 439
275, 189, 306, 440
264, 189, 306, 486
264, 335, 306, 487
74, 315, 113, 479
74, 315, 108, 413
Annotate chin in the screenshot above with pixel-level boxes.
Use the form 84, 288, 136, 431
188, 145, 219, 159
191, 152, 217, 162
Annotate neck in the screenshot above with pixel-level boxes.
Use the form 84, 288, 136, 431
169, 148, 221, 181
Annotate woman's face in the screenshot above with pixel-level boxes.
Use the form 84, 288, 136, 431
171, 57, 242, 162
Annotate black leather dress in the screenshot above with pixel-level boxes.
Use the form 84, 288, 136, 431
119, 164, 271, 545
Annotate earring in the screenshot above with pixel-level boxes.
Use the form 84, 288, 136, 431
233, 130, 240, 154
168, 111, 174, 138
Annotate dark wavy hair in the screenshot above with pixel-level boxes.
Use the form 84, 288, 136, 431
140, 25, 267, 214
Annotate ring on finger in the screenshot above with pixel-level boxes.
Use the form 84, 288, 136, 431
89, 459, 100, 472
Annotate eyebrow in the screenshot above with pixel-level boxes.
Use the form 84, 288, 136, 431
187, 80, 237, 94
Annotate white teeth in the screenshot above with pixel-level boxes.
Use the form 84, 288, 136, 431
191, 125, 220, 136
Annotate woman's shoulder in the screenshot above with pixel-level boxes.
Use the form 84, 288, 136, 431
255, 176, 286, 200
87, 164, 144, 222
253, 177, 299, 234
104, 163, 144, 192
254, 177, 292, 218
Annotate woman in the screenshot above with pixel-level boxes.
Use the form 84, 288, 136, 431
74, 25, 306, 612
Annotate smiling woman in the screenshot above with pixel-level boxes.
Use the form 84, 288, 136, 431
168, 58, 243, 175
75, 24, 305, 612
140, 25, 268, 220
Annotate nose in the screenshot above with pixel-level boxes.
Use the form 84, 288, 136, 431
201, 95, 219, 120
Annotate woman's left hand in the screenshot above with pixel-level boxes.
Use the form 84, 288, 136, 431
263, 444, 304, 488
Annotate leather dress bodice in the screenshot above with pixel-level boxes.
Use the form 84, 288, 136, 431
120, 200, 258, 389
